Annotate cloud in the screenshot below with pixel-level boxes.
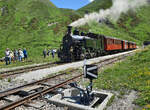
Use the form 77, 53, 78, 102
89, 0, 94, 2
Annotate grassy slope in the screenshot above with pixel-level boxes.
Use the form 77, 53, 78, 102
94, 48, 150, 107
0, 0, 81, 64
77, 0, 112, 15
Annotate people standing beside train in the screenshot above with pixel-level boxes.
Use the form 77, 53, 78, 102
47, 49, 50, 56
43, 49, 47, 58
13, 49, 18, 62
51, 49, 55, 58
18, 49, 21, 61
23, 48, 28, 60
18, 49, 24, 61
5, 48, 11, 65
9, 50, 14, 62
20, 49, 24, 61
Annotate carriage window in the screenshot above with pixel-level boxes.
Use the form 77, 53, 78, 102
108, 39, 113, 44
114, 40, 121, 44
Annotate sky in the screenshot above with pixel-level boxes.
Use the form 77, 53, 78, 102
50, 0, 94, 10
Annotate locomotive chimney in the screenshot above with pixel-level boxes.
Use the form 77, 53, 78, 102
67, 26, 72, 35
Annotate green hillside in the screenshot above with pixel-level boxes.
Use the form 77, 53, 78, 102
0, 0, 80, 60
77, 0, 150, 45
60, 8, 81, 21
0, 0, 150, 67
77, 0, 112, 15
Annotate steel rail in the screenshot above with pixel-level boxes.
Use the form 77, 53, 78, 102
0, 51, 135, 110
94, 52, 132, 66
0, 51, 133, 98
0, 51, 134, 78
0, 62, 58, 78
0, 74, 82, 110
0, 72, 66, 99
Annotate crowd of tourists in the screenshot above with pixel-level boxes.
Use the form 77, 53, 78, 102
4, 48, 28, 65
1, 48, 57, 66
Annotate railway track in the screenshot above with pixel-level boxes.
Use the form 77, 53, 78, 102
0, 70, 82, 110
0, 72, 67, 99
0, 50, 135, 79
0, 51, 135, 110
0, 62, 63, 78
95, 51, 133, 67
0, 50, 136, 110
0, 52, 132, 97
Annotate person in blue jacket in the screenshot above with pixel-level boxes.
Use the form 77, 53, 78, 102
23, 48, 28, 60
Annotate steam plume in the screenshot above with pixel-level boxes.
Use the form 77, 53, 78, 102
70, 0, 147, 27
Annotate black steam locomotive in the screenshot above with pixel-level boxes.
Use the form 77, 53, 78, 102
58, 26, 136, 62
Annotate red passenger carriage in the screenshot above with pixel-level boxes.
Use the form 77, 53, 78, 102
104, 36, 136, 52
104, 37, 122, 51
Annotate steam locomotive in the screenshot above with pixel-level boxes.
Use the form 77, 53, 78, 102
58, 26, 136, 62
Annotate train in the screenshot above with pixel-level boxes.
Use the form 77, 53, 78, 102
58, 26, 136, 62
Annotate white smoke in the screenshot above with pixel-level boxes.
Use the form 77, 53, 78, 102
89, 0, 95, 2
70, 0, 147, 27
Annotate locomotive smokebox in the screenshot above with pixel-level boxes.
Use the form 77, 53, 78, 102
67, 26, 72, 35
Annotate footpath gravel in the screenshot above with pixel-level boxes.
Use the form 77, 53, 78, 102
0, 78, 28, 91
14, 100, 68, 110
14, 51, 135, 83
0, 63, 48, 73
